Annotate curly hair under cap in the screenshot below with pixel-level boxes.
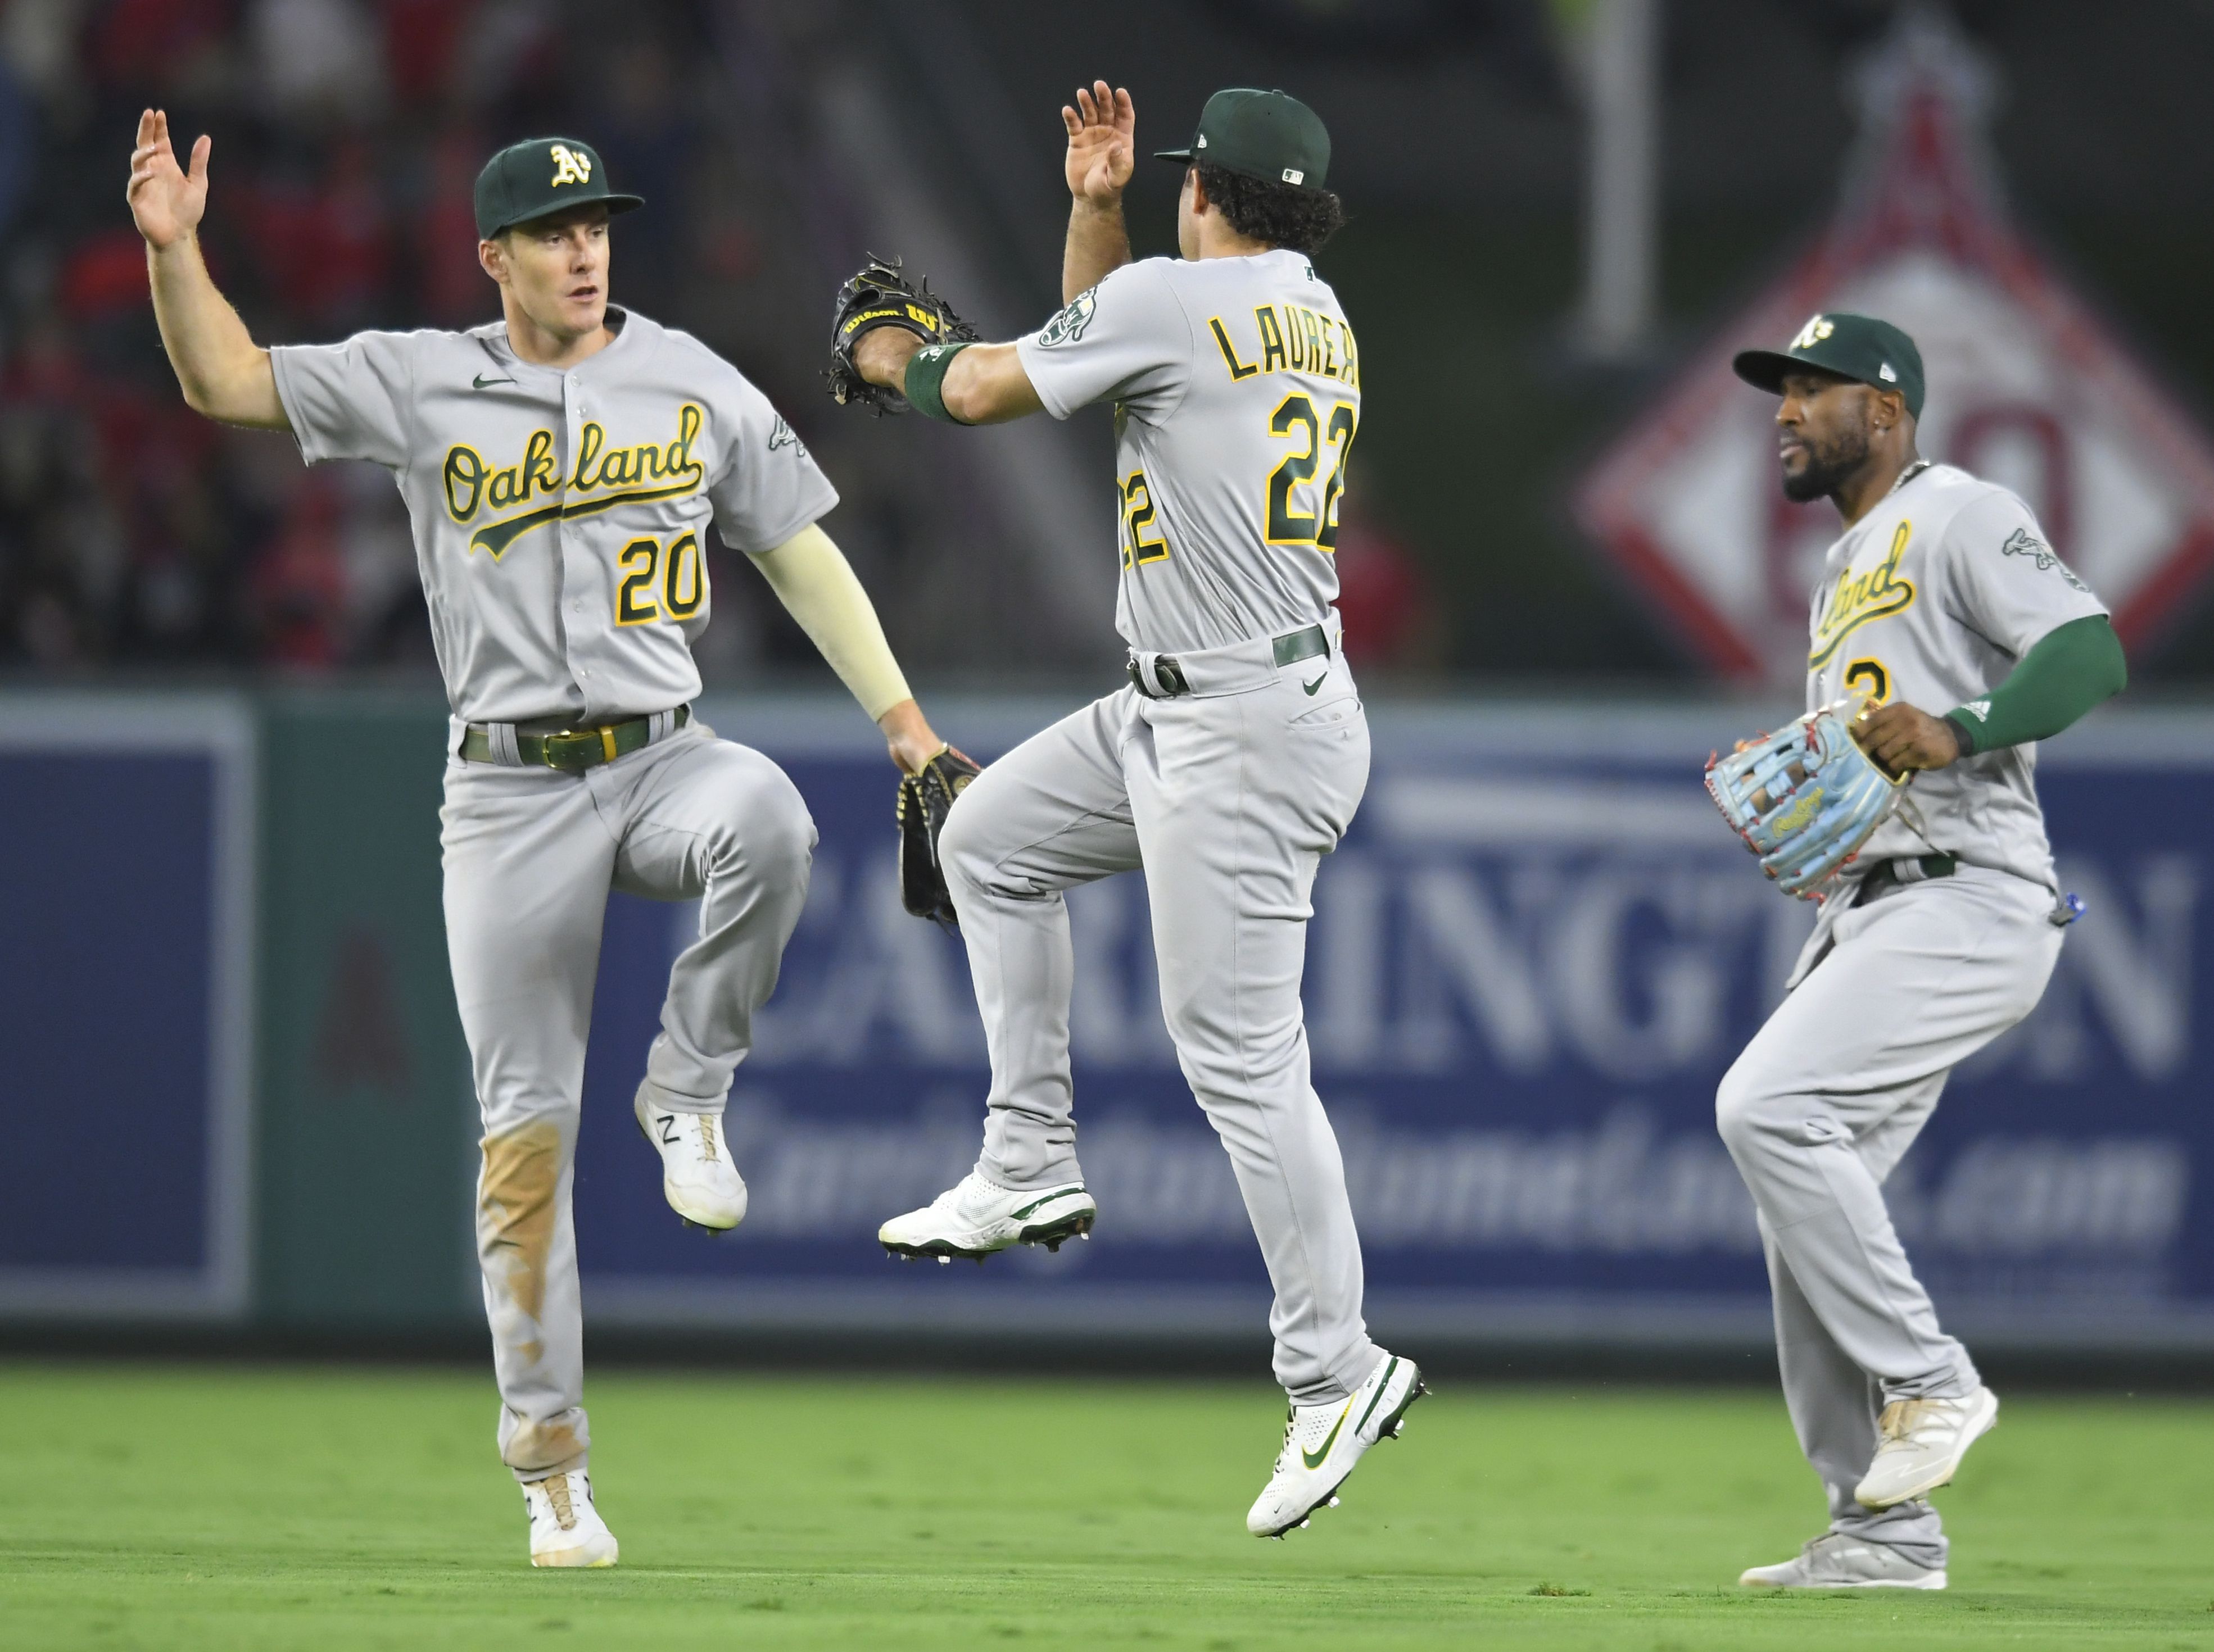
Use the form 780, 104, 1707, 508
1192, 161, 1345, 256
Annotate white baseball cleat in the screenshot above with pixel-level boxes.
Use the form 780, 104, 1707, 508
877, 1171, 1095, 1260
1738, 1531, 1946, 1590
1854, 1386, 1999, 1509
1246, 1352, 1426, 1538
634, 1082, 747, 1231
523, 1470, 619, 1568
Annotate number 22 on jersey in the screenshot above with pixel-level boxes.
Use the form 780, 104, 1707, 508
1266, 393, 1356, 550
1119, 395, 1360, 573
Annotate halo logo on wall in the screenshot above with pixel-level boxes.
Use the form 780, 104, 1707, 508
1575, 11, 2214, 684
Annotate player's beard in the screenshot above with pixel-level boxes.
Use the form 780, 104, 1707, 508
1780, 414, 1874, 503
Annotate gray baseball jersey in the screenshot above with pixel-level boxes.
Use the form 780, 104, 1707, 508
1803, 462, 2106, 889
271, 307, 837, 725
1016, 249, 1360, 653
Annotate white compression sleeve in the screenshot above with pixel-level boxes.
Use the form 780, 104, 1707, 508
748, 522, 913, 721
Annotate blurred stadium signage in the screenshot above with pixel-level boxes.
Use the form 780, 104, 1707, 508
0, 696, 256, 1319
571, 697, 2213, 1353
5, 691, 2205, 1353
1576, 12, 2214, 684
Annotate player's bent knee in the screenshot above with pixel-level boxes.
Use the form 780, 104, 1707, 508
701, 758, 815, 888
1714, 1060, 1773, 1153
1714, 1059, 1808, 1155
748, 778, 817, 881
934, 785, 994, 891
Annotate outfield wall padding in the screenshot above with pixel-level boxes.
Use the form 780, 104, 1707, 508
2, 689, 2207, 1357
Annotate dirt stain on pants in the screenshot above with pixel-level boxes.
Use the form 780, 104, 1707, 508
479, 1120, 562, 1325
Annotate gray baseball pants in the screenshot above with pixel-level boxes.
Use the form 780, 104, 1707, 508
440, 719, 815, 1482
936, 637, 1379, 1405
1717, 865, 2062, 1567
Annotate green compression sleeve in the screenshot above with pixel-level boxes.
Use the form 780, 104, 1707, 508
1945, 614, 2127, 756
902, 342, 972, 424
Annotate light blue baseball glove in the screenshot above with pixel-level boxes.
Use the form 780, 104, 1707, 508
1705, 698, 1908, 901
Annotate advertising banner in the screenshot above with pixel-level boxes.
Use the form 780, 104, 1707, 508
0, 694, 256, 1319
576, 696, 2213, 1352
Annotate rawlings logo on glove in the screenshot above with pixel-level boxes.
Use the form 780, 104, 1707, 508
1706, 697, 1908, 901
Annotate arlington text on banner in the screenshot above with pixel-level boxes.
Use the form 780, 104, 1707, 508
570, 697, 2211, 1353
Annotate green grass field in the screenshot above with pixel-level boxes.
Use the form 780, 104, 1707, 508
1, 1365, 2208, 1651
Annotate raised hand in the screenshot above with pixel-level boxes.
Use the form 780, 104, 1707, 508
126, 109, 211, 251
1062, 81, 1134, 207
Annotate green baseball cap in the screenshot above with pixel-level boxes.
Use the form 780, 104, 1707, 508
1154, 87, 1330, 189
1733, 312, 1926, 419
473, 137, 644, 239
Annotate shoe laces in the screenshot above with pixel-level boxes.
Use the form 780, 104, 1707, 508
537, 1474, 578, 1531
697, 1115, 720, 1165
1270, 1406, 1298, 1476
1876, 1397, 1949, 1446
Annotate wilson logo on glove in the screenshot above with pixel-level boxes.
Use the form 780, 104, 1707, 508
824, 254, 981, 415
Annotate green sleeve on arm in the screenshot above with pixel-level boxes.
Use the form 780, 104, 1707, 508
1945, 614, 2127, 756
902, 343, 972, 425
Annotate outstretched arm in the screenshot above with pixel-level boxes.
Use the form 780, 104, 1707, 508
127, 109, 287, 429
851, 332, 1042, 425
1062, 80, 1134, 301
749, 522, 949, 773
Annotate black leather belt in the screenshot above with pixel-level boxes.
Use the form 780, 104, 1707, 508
1127, 624, 1329, 701
461, 705, 688, 770
1855, 852, 1956, 905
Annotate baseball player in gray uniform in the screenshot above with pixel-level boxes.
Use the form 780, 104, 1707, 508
128, 112, 953, 1567
844, 85, 1423, 1538
1722, 315, 2126, 1589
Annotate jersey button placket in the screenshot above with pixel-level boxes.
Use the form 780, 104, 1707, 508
560, 373, 596, 715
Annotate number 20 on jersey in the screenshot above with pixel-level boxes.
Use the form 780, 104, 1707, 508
615, 531, 706, 625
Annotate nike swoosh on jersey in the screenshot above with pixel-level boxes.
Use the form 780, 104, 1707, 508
1301, 1400, 1353, 1469
472, 374, 516, 389
1302, 673, 1329, 695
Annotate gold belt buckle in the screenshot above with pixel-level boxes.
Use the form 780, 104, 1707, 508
540, 728, 589, 769
540, 723, 624, 769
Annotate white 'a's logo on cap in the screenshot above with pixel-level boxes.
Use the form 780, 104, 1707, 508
550, 144, 592, 187
1791, 314, 1835, 351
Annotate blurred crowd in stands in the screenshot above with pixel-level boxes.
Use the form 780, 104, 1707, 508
0, 0, 1440, 680
0, 0, 871, 676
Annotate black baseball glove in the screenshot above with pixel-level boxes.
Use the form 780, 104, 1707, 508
897, 746, 982, 926
825, 254, 980, 415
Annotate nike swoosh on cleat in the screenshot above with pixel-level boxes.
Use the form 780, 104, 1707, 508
1008, 1187, 1086, 1220
1300, 1400, 1354, 1469
1302, 673, 1329, 695
473, 374, 516, 389
1353, 1356, 1403, 1435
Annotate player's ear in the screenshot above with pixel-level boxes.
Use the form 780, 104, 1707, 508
479, 237, 508, 287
